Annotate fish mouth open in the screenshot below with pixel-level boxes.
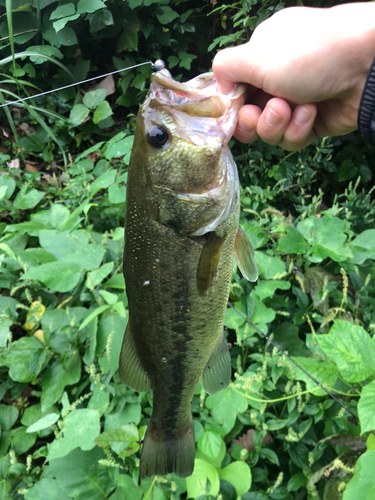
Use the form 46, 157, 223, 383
150, 68, 247, 119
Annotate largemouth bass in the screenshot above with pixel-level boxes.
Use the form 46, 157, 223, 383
119, 65, 257, 479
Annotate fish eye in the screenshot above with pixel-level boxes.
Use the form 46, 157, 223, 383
147, 125, 169, 148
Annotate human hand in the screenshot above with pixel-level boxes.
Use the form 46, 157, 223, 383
213, 3, 375, 150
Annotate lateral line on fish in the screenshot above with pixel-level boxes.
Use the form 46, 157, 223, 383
228, 302, 373, 434
0, 61, 152, 109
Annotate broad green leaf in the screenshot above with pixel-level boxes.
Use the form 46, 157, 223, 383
25, 45, 64, 63
95, 425, 139, 449
50, 3, 75, 19
88, 386, 110, 415
69, 104, 90, 126
26, 412, 59, 433
83, 89, 106, 109
241, 223, 268, 249
350, 229, 375, 264
278, 225, 310, 254
13, 186, 45, 210
178, 51, 197, 71
41, 351, 81, 411
86, 262, 114, 289
0, 404, 19, 430
108, 183, 126, 204
343, 450, 375, 500
104, 273, 125, 289
21, 260, 83, 292
197, 431, 223, 460
48, 409, 101, 460
105, 404, 141, 429
205, 387, 248, 433
25, 478, 71, 500
318, 320, 375, 383
49, 447, 110, 500
99, 290, 118, 305
93, 100, 113, 124
11, 427, 37, 455
79, 305, 110, 330
273, 322, 308, 357
0, 175, 16, 199
253, 280, 290, 300
0, 336, 49, 383
77, 0, 106, 14
358, 381, 375, 435
87, 8, 114, 32
186, 459, 220, 499
297, 216, 351, 262
253, 251, 285, 279
287, 472, 307, 492
218, 461, 251, 496
53, 14, 80, 32
90, 169, 117, 196
104, 136, 134, 160
157, 6, 179, 24
116, 26, 139, 52
291, 356, 338, 396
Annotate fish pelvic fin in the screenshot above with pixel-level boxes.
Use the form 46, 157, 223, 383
196, 232, 226, 295
119, 322, 152, 391
234, 225, 258, 282
201, 330, 231, 395
140, 418, 195, 480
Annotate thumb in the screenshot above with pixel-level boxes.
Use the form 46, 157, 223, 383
213, 43, 257, 94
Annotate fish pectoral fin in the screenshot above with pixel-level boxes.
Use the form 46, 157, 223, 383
196, 232, 226, 295
234, 225, 258, 282
119, 322, 152, 391
201, 331, 231, 395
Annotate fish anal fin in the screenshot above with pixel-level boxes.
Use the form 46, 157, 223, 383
140, 418, 195, 479
201, 331, 231, 395
196, 232, 226, 295
119, 322, 151, 391
234, 226, 258, 282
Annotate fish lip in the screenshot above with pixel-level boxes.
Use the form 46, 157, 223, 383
150, 68, 247, 119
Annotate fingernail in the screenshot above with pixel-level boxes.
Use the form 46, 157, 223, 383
265, 107, 282, 127
294, 106, 311, 126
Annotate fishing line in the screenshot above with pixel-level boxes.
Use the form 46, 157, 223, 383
228, 302, 364, 425
0, 61, 153, 109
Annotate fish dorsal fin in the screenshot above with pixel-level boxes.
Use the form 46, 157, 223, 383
233, 226, 258, 282
201, 331, 231, 395
196, 232, 226, 295
119, 322, 152, 391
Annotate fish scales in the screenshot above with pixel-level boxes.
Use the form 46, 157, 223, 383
119, 67, 258, 479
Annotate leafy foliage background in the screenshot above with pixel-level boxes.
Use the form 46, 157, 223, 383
1, 0, 375, 499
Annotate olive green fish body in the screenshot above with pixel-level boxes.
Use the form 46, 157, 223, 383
120, 69, 257, 479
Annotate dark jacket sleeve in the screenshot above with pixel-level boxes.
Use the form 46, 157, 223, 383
358, 57, 375, 144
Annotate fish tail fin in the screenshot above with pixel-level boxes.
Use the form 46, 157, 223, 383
139, 418, 195, 479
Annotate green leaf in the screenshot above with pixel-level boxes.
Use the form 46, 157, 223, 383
13, 185, 45, 210
104, 135, 134, 160
11, 426, 37, 455
86, 262, 114, 289
358, 381, 375, 435
205, 387, 248, 433
157, 6, 179, 24
186, 459, 220, 498
25, 478, 71, 500
253, 280, 290, 301
90, 169, 117, 196
218, 461, 252, 496
95, 425, 139, 449
253, 251, 285, 279
0, 175, 16, 199
83, 89, 106, 109
318, 320, 375, 383
0, 336, 49, 383
278, 225, 310, 254
116, 26, 139, 52
50, 3, 75, 19
93, 100, 113, 124
99, 290, 118, 305
108, 183, 126, 204
53, 14, 80, 32
350, 229, 375, 264
241, 223, 268, 249
104, 274, 125, 290
297, 216, 351, 262
178, 51, 197, 71
69, 104, 90, 126
48, 409, 101, 460
21, 260, 83, 292
77, 0, 106, 14
291, 356, 338, 396
0, 404, 19, 430
49, 447, 110, 500
41, 352, 81, 411
26, 413, 59, 433
79, 305, 110, 330
197, 431, 223, 460
287, 472, 307, 492
343, 450, 375, 500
